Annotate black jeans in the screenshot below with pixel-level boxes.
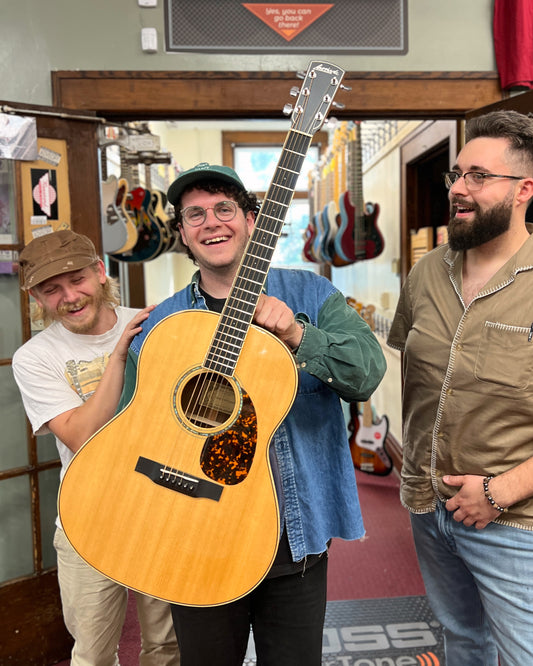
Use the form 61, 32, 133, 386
170, 553, 328, 666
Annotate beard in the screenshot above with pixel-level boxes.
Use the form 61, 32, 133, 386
43, 289, 106, 334
448, 196, 512, 251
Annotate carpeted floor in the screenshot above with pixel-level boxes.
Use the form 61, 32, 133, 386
327, 469, 426, 600
56, 468, 436, 665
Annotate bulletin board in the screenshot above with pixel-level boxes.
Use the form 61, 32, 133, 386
18, 138, 71, 245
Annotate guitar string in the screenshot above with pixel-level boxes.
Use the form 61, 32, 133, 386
177, 70, 338, 481
180, 128, 311, 437
186, 74, 331, 434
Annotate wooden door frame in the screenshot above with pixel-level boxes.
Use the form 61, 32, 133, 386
51, 70, 503, 121
0, 99, 100, 665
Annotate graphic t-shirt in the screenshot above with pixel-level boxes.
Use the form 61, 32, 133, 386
12, 306, 139, 499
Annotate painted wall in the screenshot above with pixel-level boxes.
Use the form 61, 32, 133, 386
1, 0, 496, 105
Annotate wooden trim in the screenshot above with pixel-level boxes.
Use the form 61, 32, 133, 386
51, 70, 503, 121
399, 120, 459, 281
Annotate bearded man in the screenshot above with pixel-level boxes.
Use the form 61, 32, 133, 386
12, 230, 180, 666
388, 110, 533, 665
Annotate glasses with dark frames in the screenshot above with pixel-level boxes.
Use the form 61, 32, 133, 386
443, 171, 524, 191
180, 200, 238, 227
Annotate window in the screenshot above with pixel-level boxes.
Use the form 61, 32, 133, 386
223, 131, 327, 269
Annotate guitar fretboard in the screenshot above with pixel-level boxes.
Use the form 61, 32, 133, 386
205, 128, 312, 375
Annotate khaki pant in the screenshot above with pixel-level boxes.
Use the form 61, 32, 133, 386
54, 527, 179, 666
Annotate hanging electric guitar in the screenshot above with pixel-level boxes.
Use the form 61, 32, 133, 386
99, 147, 138, 254
335, 122, 385, 263
348, 303, 392, 475
59, 60, 347, 607
352, 122, 385, 261
111, 153, 164, 263
302, 167, 319, 263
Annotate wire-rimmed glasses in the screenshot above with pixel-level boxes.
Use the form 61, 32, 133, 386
180, 200, 238, 227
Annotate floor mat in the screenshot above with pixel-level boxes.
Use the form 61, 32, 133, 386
244, 595, 444, 665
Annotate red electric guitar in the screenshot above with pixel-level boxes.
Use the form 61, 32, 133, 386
335, 122, 385, 263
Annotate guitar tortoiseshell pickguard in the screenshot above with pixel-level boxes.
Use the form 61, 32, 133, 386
200, 392, 257, 485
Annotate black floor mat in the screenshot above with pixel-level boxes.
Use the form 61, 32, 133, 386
244, 595, 444, 664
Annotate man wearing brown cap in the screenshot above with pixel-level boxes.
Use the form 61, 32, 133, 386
12, 229, 179, 665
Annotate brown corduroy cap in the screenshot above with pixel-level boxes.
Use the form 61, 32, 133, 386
19, 230, 99, 290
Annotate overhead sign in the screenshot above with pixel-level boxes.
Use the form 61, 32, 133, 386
242, 4, 333, 42
165, 0, 408, 55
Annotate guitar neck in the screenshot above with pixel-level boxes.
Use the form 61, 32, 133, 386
362, 399, 373, 428
205, 129, 313, 375
349, 123, 364, 213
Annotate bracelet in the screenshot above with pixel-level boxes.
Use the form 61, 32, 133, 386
483, 475, 508, 513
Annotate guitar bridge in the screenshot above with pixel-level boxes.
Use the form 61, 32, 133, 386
135, 456, 223, 501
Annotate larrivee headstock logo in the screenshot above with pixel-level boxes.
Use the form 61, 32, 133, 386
242, 3, 333, 41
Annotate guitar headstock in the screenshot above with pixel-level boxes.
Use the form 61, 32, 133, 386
289, 61, 347, 137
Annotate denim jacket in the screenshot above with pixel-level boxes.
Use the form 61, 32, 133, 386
122, 268, 386, 560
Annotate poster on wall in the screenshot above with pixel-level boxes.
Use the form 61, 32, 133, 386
165, 0, 408, 55
19, 138, 71, 246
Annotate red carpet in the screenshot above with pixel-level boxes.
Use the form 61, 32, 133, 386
55, 469, 424, 664
328, 469, 425, 600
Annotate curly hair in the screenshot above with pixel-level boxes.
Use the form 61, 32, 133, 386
169, 180, 260, 263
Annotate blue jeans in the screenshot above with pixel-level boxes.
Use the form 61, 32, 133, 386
410, 502, 533, 666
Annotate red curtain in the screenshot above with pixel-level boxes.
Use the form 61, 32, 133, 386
494, 0, 533, 89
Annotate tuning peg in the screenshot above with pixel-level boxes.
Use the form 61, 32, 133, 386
332, 101, 346, 110
340, 84, 352, 92
282, 103, 293, 116
289, 86, 300, 97
296, 70, 306, 79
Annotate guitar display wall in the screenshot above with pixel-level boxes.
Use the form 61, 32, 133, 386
99, 125, 183, 263
302, 120, 390, 268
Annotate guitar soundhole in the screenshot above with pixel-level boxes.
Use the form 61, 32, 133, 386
179, 371, 237, 430
174, 371, 258, 485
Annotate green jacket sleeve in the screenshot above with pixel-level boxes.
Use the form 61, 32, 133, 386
116, 347, 140, 414
294, 290, 386, 403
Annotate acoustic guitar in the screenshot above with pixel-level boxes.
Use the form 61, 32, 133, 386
59, 60, 346, 607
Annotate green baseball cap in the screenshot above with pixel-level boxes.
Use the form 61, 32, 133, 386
167, 162, 246, 207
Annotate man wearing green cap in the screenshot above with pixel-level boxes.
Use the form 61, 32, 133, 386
12, 230, 179, 665
120, 163, 387, 665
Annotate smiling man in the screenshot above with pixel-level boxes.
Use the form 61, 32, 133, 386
388, 110, 533, 665
118, 162, 386, 666
12, 230, 179, 666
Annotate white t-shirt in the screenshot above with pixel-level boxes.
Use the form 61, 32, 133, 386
12, 306, 139, 490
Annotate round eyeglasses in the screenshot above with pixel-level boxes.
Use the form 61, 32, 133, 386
180, 200, 238, 227
443, 171, 524, 191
